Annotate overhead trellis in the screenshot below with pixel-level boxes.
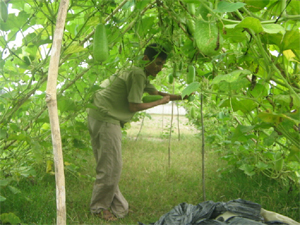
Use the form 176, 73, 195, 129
0, 0, 202, 156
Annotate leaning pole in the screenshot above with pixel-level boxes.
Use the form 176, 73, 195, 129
45, 0, 69, 224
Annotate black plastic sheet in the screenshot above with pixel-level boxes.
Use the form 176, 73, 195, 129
139, 199, 290, 225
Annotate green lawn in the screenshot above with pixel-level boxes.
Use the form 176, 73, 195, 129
1, 115, 299, 224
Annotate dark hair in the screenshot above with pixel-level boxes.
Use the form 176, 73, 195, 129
144, 43, 168, 61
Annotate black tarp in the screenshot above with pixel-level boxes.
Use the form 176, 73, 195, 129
139, 199, 289, 225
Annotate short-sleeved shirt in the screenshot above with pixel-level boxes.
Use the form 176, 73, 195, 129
88, 66, 157, 125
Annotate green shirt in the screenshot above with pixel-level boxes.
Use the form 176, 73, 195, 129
88, 66, 157, 125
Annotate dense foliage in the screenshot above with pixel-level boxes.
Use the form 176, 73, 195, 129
0, 0, 299, 222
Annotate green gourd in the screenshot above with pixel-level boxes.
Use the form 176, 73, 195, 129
168, 74, 174, 84
187, 65, 195, 84
142, 95, 163, 103
93, 24, 109, 62
194, 19, 221, 56
190, 106, 196, 118
187, 3, 196, 15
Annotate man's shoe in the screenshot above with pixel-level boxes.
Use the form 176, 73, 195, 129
94, 209, 118, 222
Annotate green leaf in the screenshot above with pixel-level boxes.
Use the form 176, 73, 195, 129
223, 26, 247, 43
73, 139, 87, 149
236, 99, 258, 113
8, 185, 21, 194
230, 125, 249, 143
0, 179, 9, 187
181, 82, 200, 98
219, 98, 258, 113
282, 29, 300, 51
236, 17, 263, 34
0, 195, 6, 202
256, 161, 270, 170
274, 95, 292, 106
263, 131, 278, 146
239, 164, 255, 176
261, 33, 283, 47
257, 111, 282, 125
182, 0, 200, 3
215, 1, 246, 13
244, 0, 270, 12
64, 42, 87, 55
258, 111, 300, 125
7, 133, 28, 141
0, 128, 7, 139
58, 98, 78, 112
212, 70, 250, 84
249, 82, 269, 96
238, 125, 256, 133
262, 24, 285, 34
0, 213, 21, 224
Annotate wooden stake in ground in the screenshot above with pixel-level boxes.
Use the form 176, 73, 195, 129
168, 83, 175, 168
45, 0, 69, 224
135, 113, 145, 141
200, 93, 206, 201
176, 101, 181, 141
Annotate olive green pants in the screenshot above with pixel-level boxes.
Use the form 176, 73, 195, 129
88, 116, 128, 218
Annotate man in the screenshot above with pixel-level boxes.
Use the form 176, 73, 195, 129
88, 43, 188, 221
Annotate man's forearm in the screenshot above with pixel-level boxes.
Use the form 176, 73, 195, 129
156, 91, 183, 101
129, 96, 170, 113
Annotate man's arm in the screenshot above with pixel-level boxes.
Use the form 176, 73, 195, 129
150, 90, 189, 101
129, 95, 170, 113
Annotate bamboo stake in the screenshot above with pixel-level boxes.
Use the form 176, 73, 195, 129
168, 83, 175, 168
45, 0, 69, 224
135, 114, 145, 141
200, 93, 206, 201
176, 101, 180, 141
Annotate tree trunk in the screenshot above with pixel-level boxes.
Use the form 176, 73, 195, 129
45, 1, 69, 224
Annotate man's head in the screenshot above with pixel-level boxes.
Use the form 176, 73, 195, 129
143, 43, 168, 77
144, 43, 168, 61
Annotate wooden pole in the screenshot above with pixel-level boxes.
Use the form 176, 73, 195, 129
45, 1, 69, 224
200, 93, 206, 201
135, 114, 145, 141
168, 83, 175, 168
176, 101, 180, 141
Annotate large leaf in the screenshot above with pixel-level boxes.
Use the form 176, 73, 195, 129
64, 42, 87, 55
236, 17, 263, 34
282, 29, 300, 51
249, 83, 269, 99
8, 185, 21, 194
223, 26, 247, 43
212, 70, 251, 84
0, 195, 6, 202
181, 82, 200, 98
258, 111, 300, 125
215, 1, 245, 13
219, 98, 258, 113
239, 164, 255, 176
0, 179, 9, 187
262, 24, 285, 34
0, 213, 21, 224
244, 0, 270, 12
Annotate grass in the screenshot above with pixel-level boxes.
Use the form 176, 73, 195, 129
1, 115, 299, 224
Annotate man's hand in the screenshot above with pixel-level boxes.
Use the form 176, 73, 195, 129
160, 95, 170, 104
129, 96, 170, 113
